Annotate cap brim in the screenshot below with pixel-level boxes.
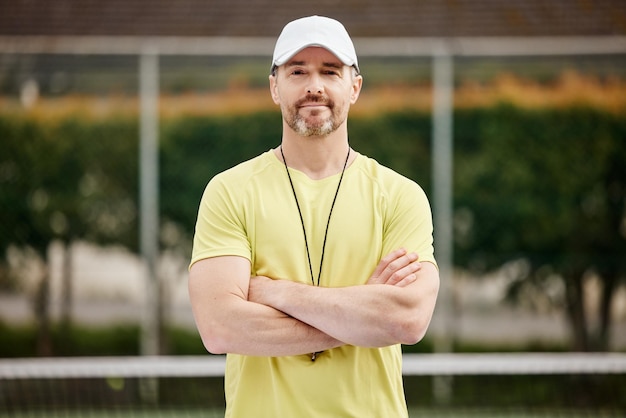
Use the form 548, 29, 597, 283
273, 43, 358, 71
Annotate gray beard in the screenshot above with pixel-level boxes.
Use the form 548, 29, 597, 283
284, 94, 343, 137
290, 115, 335, 137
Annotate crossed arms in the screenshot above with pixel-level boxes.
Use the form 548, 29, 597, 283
188, 248, 439, 357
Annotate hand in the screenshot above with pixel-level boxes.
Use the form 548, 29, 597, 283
367, 248, 421, 287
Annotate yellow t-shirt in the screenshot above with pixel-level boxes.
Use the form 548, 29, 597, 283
191, 150, 436, 418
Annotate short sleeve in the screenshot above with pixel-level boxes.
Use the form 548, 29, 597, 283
382, 180, 437, 268
189, 175, 251, 269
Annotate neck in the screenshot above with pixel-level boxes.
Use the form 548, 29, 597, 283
277, 131, 353, 180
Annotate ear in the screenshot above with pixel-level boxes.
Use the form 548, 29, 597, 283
350, 74, 363, 105
269, 74, 280, 105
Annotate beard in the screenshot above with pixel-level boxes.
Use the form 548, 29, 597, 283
283, 94, 345, 137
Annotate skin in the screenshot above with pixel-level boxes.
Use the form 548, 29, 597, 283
188, 46, 440, 356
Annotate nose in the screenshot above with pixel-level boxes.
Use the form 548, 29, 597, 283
306, 73, 323, 94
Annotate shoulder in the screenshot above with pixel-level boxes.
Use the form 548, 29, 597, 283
210, 150, 277, 187
204, 150, 284, 196
200, 150, 281, 207
354, 154, 427, 198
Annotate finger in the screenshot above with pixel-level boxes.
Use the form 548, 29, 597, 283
393, 265, 422, 288
377, 248, 407, 273
380, 252, 418, 283
393, 273, 417, 288
385, 260, 421, 286
368, 248, 407, 284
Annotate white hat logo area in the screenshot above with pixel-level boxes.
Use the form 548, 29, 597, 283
272, 16, 359, 73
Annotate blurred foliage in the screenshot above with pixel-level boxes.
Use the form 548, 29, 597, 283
160, 112, 282, 240
0, 116, 139, 257
0, 322, 203, 357
454, 104, 625, 269
0, 103, 625, 351
452, 104, 626, 350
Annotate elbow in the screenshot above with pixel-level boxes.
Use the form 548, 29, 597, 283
397, 265, 439, 346
391, 312, 432, 346
399, 321, 429, 346
197, 323, 233, 355
202, 337, 228, 355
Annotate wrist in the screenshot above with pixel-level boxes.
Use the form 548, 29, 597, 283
269, 279, 318, 314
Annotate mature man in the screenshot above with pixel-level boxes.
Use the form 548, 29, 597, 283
189, 15, 439, 417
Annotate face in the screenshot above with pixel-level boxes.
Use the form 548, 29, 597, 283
270, 47, 362, 137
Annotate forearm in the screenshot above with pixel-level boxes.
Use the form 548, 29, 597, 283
251, 262, 439, 348
196, 297, 343, 356
189, 256, 343, 357
254, 282, 411, 347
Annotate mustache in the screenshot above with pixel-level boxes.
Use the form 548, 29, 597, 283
296, 94, 333, 108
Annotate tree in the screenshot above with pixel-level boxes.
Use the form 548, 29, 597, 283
454, 105, 626, 351
0, 116, 139, 354
0, 117, 63, 354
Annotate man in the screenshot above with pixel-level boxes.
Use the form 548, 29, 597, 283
189, 15, 439, 417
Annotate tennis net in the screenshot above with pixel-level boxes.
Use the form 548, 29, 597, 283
1, 353, 625, 417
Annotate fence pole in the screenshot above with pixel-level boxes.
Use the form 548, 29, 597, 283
139, 46, 160, 403
431, 42, 455, 404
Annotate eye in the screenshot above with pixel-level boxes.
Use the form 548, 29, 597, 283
322, 67, 344, 77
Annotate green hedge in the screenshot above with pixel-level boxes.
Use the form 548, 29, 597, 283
0, 322, 206, 357
3, 105, 622, 263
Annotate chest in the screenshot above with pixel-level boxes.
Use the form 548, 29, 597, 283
247, 175, 385, 286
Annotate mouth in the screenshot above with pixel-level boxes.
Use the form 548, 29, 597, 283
298, 103, 329, 110
296, 95, 332, 110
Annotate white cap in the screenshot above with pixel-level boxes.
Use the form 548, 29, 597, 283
271, 16, 359, 74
